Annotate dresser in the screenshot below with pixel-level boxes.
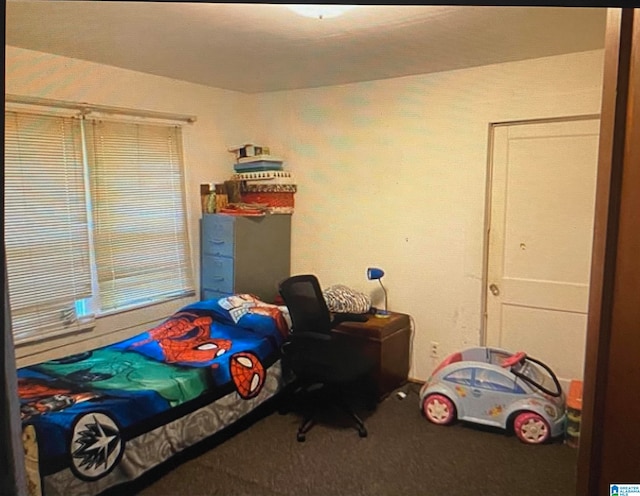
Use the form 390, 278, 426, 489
200, 214, 291, 303
333, 311, 411, 401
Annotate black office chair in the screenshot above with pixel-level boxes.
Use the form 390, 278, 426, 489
278, 274, 375, 442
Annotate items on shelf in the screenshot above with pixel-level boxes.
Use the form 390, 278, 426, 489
201, 144, 297, 217
236, 154, 279, 164
217, 203, 269, 216
233, 157, 284, 173
231, 171, 293, 183
200, 183, 229, 214
200, 183, 214, 214
228, 144, 297, 215
240, 183, 296, 215
215, 183, 229, 213
227, 143, 271, 160
224, 180, 243, 203
228, 142, 284, 173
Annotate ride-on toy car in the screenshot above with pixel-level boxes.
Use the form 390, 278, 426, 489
419, 347, 566, 444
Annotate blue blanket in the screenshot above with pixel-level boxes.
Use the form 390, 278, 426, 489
18, 295, 290, 496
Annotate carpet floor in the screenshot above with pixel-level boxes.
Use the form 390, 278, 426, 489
118, 383, 578, 496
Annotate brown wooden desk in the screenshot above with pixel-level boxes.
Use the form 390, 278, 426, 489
332, 311, 411, 401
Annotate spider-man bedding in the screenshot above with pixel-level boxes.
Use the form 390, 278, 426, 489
18, 295, 291, 496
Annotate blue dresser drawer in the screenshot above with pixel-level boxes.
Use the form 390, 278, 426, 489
201, 255, 234, 293
200, 213, 291, 304
202, 215, 234, 257
202, 289, 232, 302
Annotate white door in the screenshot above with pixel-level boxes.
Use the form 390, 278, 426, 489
485, 118, 599, 386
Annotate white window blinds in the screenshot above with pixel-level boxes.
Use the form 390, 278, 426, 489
85, 119, 194, 313
4, 111, 94, 343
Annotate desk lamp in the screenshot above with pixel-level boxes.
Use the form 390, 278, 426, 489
367, 267, 390, 318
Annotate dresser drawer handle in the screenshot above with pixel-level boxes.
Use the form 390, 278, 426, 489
211, 276, 225, 281
210, 239, 225, 244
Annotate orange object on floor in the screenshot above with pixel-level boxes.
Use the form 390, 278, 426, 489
566, 379, 583, 448
567, 379, 583, 410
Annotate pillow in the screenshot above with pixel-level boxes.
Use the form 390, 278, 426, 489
185, 294, 291, 339
323, 284, 371, 314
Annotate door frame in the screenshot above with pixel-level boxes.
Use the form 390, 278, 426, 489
481, 115, 600, 347
2, 261, 26, 496
576, 8, 640, 495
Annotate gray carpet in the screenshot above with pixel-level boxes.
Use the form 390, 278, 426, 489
121, 383, 577, 496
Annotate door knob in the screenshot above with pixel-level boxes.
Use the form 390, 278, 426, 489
489, 284, 500, 296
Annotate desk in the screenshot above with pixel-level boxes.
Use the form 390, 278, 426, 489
333, 311, 411, 401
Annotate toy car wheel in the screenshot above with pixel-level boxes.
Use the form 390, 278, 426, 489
513, 411, 550, 444
422, 394, 456, 425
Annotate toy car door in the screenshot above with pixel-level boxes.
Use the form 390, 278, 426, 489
464, 367, 521, 427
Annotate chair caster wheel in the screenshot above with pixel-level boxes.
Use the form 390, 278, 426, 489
297, 433, 306, 442
358, 428, 368, 438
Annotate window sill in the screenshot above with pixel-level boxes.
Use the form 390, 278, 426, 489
96, 291, 196, 319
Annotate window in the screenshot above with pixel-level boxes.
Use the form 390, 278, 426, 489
85, 119, 194, 313
474, 369, 525, 394
444, 368, 474, 386
4, 108, 194, 344
5, 112, 94, 343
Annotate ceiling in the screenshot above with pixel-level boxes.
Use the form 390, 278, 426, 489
6, 2, 607, 94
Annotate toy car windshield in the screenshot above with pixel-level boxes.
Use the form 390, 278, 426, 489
510, 356, 562, 397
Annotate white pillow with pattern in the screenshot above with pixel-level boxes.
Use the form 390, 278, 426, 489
323, 284, 371, 314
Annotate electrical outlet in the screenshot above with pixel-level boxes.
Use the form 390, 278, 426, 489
430, 341, 439, 358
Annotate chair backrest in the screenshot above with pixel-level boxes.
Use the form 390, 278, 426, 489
278, 274, 332, 334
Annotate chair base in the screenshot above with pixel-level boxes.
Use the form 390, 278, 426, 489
284, 381, 371, 442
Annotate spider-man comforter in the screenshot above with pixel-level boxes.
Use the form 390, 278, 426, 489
18, 295, 290, 496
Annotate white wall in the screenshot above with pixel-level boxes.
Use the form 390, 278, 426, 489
5, 46, 258, 366
5, 46, 605, 379
252, 49, 605, 380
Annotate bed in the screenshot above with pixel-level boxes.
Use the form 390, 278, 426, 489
17, 294, 291, 496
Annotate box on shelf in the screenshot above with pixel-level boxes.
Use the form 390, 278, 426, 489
231, 171, 294, 183
237, 154, 282, 164
240, 183, 296, 214
241, 193, 294, 212
240, 183, 297, 194
228, 143, 270, 160
233, 160, 283, 173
